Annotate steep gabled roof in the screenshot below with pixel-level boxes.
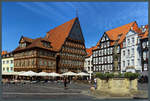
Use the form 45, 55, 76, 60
96, 21, 142, 47
106, 21, 141, 44
45, 17, 78, 51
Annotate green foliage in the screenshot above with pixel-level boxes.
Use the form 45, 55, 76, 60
124, 72, 140, 80
96, 72, 114, 79
95, 72, 140, 80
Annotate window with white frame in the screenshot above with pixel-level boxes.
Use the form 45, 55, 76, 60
104, 49, 106, 55
143, 51, 146, 60
102, 65, 104, 70
131, 59, 134, 66
147, 41, 148, 46
138, 59, 141, 66
96, 58, 98, 64
144, 63, 148, 70
95, 51, 97, 57
128, 38, 130, 45
132, 37, 134, 45
110, 47, 113, 54
102, 50, 103, 56
99, 50, 101, 56
99, 66, 101, 71
107, 41, 109, 47
128, 49, 130, 56
123, 50, 125, 56
99, 57, 101, 64
107, 48, 109, 55
142, 42, 146, 48
102, 57, 103, 64
110, 65, 112, 70
104, 42, 106, 48
101, 43, 103, 48
127, 60, 130, 66
132, 48, 134, 55
123, 61, 125, 67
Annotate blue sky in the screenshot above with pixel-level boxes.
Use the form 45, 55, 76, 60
2, 2, 148, 52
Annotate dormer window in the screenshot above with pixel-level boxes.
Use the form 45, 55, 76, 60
19, 42, 27, 48
43, 41, 51, 48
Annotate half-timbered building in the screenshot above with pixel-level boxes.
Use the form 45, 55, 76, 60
13, 37, 57, 73
13, 17, 86, 73
45, 17, 86, 73
92, 21, 140, 73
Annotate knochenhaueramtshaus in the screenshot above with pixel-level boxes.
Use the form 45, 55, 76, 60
13, 17, 86, 73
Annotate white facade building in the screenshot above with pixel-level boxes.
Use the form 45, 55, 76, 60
121, 29, 142, 73
84, 47, 96, 79
2, 52, 14, 75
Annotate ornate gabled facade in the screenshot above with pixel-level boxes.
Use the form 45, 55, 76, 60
46, 17, 86, 73
13, 17, 86, 73
92, 21, 140, 73
139, 25, 149, 73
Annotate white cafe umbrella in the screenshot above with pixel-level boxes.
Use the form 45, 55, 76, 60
19, 71, 38, 76
77, 72, 90, 76
37, 72, 49, 76
48, 72, 62, 77
16, 71, 25, 75
62, 71, 77, 76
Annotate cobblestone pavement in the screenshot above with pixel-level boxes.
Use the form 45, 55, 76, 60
1, 81, 148, 100
2, 81, 95, 100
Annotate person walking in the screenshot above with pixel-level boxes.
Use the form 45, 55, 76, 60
64, 77, 67, 89
94, 78, 97, 89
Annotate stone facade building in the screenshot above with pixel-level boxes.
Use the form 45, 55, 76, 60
13, 17, 86, 73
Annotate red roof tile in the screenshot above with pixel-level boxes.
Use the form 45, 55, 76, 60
45, 17, 77, 51
96, 21, 141, 48
13, 37, 54, 53
1, 51, 7, 55
86, 46, 97, 57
